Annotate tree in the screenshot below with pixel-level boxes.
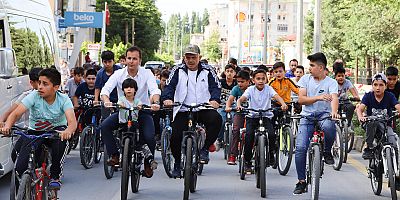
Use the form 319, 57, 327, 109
202, 9, 209, 31
202, 30, 222, 63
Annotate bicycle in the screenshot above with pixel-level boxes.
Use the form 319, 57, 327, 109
79, 104, 102, 169
176, 103, 209, 200
303, 115, 333, 200
338, 97, 359, 163
223, 108, 234, 160
6, 126, 60, 200
240, 107, 276, 198
273, 107, 294, 176
365, 112, 399, 200
160, 106, 176, 178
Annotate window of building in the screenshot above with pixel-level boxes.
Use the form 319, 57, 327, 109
277, 24, 288, 32
283, 16, 286, 20
0, 20, 4, 47
277, 15, 281, 20
278, 4, 281, 9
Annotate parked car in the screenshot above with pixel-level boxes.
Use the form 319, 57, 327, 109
144, 61, 165, 70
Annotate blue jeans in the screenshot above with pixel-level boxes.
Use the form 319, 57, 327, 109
101, 111, 156, 156
295, 113, 336, 180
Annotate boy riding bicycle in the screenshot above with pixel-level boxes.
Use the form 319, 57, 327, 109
293, 52, 340, 195
236, 69, 288, 173
0, 68, 77, 190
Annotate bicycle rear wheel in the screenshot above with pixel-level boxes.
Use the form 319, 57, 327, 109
121, 138, 131, 200
369, 157, 382, 195
332, 125, 343, 171
94, 129, 103, 164
347, 123, 355, 153
103, 145, 115, 179
258, 135, 267, 198
310, 145, 321, 200
80, 126, 96, 169
16, 174, 34, 200
386, 148, 397, 200
161, 128, 174, 178
183, 137, 193, 200
278, 126, 294, 175
342, 122, 349, 163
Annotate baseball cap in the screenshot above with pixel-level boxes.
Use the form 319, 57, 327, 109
372, 73, 387, 84
184, 44, 200, 55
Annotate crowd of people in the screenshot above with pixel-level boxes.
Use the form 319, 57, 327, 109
1, 43, 400, 197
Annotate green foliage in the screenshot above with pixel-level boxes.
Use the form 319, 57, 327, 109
154, 52, 175, 66
202, 30, 222, 63
110, 42, 129, 62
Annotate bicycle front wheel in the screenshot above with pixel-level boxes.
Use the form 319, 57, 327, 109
94, 129, 103, 164
121, 138, 131, 200
258, 134, 267, 198
278, 126, 294, 175
131, 151, 141, 193
342, 122, 349, 163
16, 174, 34, 200
103, 145, 115, 179
161, 128, 174, 178
10, 168, 18, 200
369, 157, 382, 195
183, 137, 193, 200
332, 124, 343, 171
310, 145, 321, 200
386, 148, 397, 200
80, 126, 96, 169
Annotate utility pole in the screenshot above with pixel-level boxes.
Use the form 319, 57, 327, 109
132, 18, 135, 46
313, 0, 321, 53
262, 0, 268, 64
180, 22, 183, 58
296, 0, 304, 64
238, 0, 243, 64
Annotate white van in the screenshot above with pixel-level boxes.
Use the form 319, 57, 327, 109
0, 0, 59, 178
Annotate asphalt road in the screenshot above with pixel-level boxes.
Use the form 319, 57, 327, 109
0, 147, 397, 200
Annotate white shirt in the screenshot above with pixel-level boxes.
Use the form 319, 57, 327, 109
182, 70, 198, 107
100, 67, 161, 105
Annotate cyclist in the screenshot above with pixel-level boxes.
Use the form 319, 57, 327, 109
100, 46, 161, 178
334, 65, 360, 127
94, 50, 121, 103
236, 69, 288, 174
64, 66, 84, 99
216, 64, 237, 151
386, 66, 400, 100
225, 70, 251, 165
356, 73, 400, 159
0, 68, 77, 190
162, 44, 222, 178
73, 68, 98, 127
293, 52, 340, 195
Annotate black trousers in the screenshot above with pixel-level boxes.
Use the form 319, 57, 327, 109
171, 109, 222, 163
244, 117, 275, 162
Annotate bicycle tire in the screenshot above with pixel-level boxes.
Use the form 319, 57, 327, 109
197, 163, 204, 176
10, 168, 17, 200
161, 128, 174, 178
369, 157, 382, 195
121, 138, 131, 200
311, 145, 321, 200
183, 137, 193, 200
131, 151, 140, 193
239, 138, 246, 179
278, 126, 294, 175
103, 145, 115, 179
342, 122, 349, 163
259, 134, 267, 198
347, 122, 354, 153
386, 148, 397, 200
72, 132, 80, 149
333, 124, 343, 171
80, 126, 96, 169
94, 129, 103, 164
16, 174, 34, 200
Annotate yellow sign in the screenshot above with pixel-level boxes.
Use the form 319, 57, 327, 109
244, 41, 248, 47
236, 12, 246, 22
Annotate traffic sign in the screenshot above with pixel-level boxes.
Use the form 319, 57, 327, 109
64, 12, 103, 28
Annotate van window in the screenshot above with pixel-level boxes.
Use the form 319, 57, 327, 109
8, 14, 56, 74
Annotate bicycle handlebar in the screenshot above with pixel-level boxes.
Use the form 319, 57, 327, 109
2, 126, 60, 140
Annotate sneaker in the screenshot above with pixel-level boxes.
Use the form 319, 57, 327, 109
171, 163, 181, 178
48, 179, 62, 190
323, 152, 334, 165
293, 181, 307, 195
209, 144, 216, 152
227, 155, 236, 165
106, 154, 119, 166
143, 158, 157, 178
362, 148, 374, 160
245, 162, 253, 174
200, 148, 210, 164
214, 140, 221, 152
156, 140, 162, 151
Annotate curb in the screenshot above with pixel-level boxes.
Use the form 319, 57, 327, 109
354, 135, 365, 152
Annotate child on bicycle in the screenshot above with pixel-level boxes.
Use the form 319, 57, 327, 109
356, 73, 400, 160
116, 78, 158, 176
334, 65, 360, 128
236, 69, 288, 174
64, 66, 84, 99
0, 68, 77, 190
225, 70, 251, 165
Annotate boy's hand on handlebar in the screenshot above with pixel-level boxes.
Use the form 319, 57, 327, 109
331, 112, 341, 120
209, 101, 220, 109
358, 116, 367, 123
225, 106, 232, 112
57, 130, 73, 141
163, 100, 173, 107
0, 126, 11, 135
281, 103, 288, 111
150, 104, 160, 111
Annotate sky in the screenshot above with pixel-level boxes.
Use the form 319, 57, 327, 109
156, 0, 228, 21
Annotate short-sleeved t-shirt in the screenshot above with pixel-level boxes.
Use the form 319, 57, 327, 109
220, 79, 237, 104
230, 85, 248, 107
386, 81, 400, 100
95, 65, 121, 103
21, 91, 73, 130
361, 91, 399, 118
338, 79, 354, 99
242, 85, 277, 118
297, 74, 338, 116
15, 89, 34, 104
65, 78, 85, 98
74, 82, 95, 109
117, 96, 141, 123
